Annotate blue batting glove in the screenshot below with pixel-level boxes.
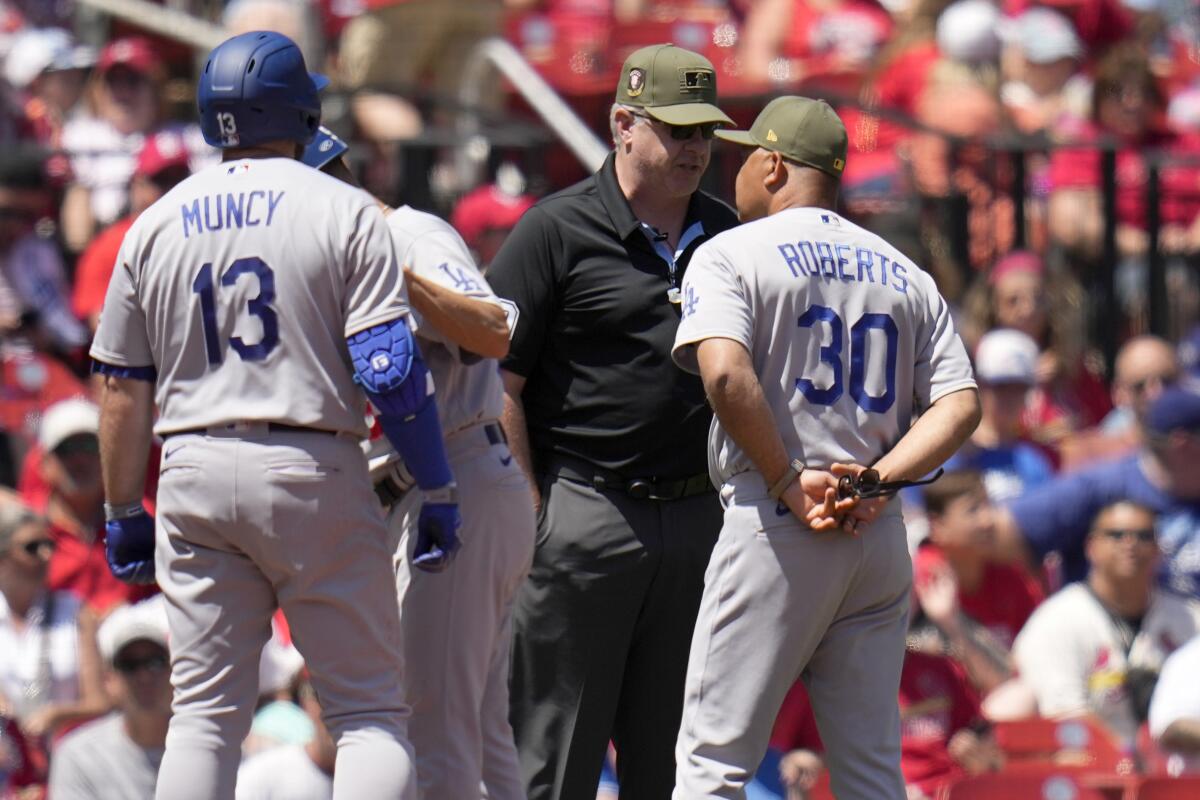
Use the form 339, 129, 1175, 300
412, 485, 461, 573
104, 506, 156, 585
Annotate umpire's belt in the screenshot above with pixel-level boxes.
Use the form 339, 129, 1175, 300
543, 453, 713, 501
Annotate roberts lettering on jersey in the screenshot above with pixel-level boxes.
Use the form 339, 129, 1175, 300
181, 190, 285, 237
776, 240, 909, 294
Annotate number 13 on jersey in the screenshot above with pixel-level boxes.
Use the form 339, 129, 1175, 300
192, 257, 279, 366
796, 304, 897, 413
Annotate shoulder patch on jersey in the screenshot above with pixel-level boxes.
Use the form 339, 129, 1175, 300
496, 298, 519, 340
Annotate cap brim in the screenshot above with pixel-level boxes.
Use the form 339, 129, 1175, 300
645, 103, 734, 127
713, 129, 758, 147
311, 72, 330, 92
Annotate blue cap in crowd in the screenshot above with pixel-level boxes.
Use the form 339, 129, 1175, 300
1146, 382, 1200, 436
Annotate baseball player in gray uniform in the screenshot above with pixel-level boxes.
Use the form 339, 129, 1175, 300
302, 130, 534, 799
89, 33, 461, 800
670, 97, 980, 799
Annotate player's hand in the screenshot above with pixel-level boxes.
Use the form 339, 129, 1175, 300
780, 469, 853, 532
830, 463, 889, 535
104, 507, 156, 585
413, 485, 462, 573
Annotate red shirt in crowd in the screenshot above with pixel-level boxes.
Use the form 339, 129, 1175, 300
44, 518, 156, 613
1050, 119, 1200, 230
0, 353, 87, 449
770, 651, 983, 794
72, 215, 134, 323
914, 543, 1045, 648
1004, 0, 1132, 54
782, 0, 893, 92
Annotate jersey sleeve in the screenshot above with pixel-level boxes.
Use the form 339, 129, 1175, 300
487, 205, 560, 378
911, 270, 976, 408
401, 224, 498, 346
89, 230, 154, 368
343, 202, 409, 337
671, 240, 753, 375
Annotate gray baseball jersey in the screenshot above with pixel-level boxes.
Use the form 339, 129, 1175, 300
91, 157, 407, 438
673, 207, 975, 480
670, 207, 975, 800
386, 205, 504, 433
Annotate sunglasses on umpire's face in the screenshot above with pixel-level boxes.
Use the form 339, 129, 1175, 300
630, 111, 719, 141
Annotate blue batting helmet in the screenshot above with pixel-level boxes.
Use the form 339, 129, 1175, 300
301, 126, 349, 171
197, 31, 328, 149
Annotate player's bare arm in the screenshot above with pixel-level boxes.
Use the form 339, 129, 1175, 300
695, 336, 848, 530
402, 266, 509, 359
97, 374, 155, 507
499, 368, 540, 511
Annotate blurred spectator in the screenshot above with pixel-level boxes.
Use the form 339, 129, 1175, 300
3, 28, 94, 157
1059, 334, 1178, 470
48, 596, 171, 799
947, 329, 1053, 501
236, 679, 334, 800
935, 0, 1001, 67
0, 145, 87, 354
0, 340, 88, 476
914, 470, 1043, 693
450, 170, 535, 269
1003, 0, 1134, 53
998, 7, 1090, 135
995, 383, 1200, 594
960, 251, 1110, 456
337, 0, 501, 141
72, 129, 192, 332
1048, 45, 1200, 264
243, 613, 310, 758
1012, 499, 1200, 747
771, 648, 1003, 799
1149, 632, 1200, 775
0, 712, 41, 797
60, 36, 177, 252
1181, 325, 1200, 377
22, 399, 154, 613
223, 0, 324, 69
0, 503, 105, 743
738, 0, 894, 92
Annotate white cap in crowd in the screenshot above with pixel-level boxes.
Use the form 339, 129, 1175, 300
1000, 7, 1084, 64
975, 328, 1039, 385
37, 398, 99, 453
4, 28, 95, 91
937, 0, 1002, 65
99, 596, 170, 664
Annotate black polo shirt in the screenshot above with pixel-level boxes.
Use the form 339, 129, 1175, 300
488, 152, 739, 478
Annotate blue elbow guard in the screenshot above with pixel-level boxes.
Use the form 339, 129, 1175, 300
348, 320, 454, 490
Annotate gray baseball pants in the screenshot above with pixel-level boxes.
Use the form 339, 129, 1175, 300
674, 472, 911, 800
390, 422, 535, 800
152, 425, 416, 800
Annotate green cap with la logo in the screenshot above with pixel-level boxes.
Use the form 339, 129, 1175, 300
616, 43, 733, 127
716, 96, 848, 178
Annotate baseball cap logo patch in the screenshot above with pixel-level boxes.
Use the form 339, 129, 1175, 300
680, 68, 713, 92
628, 68, 645, 97
766, 129, 779, 142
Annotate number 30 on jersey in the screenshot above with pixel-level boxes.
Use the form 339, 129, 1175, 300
796, 304, 897, 413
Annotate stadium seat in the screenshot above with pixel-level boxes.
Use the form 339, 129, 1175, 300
944, 772, 1108, 800
992, 717, 1134, 773
1135, 776, 1200, 799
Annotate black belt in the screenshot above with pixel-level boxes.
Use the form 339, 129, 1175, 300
374, 422, 507, 508
542, 453, 713, 501
164, 423, 338, 439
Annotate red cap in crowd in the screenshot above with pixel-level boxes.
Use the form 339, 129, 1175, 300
452, 185, 535, 250
96, 36, 162, 77
988, 249, 1045, 285
135, 130, 190, 179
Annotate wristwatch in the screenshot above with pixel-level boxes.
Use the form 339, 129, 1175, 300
768, 459, 806, 501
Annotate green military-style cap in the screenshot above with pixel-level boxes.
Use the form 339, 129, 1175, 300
616, 44, 734, 128
716, 96, 848, 178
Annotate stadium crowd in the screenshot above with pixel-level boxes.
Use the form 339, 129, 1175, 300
0, 0, 1199, 798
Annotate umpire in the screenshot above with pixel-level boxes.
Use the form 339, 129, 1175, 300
487, 44, 738, 800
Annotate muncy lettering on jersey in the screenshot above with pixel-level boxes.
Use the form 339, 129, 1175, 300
181, 190, 284, 238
